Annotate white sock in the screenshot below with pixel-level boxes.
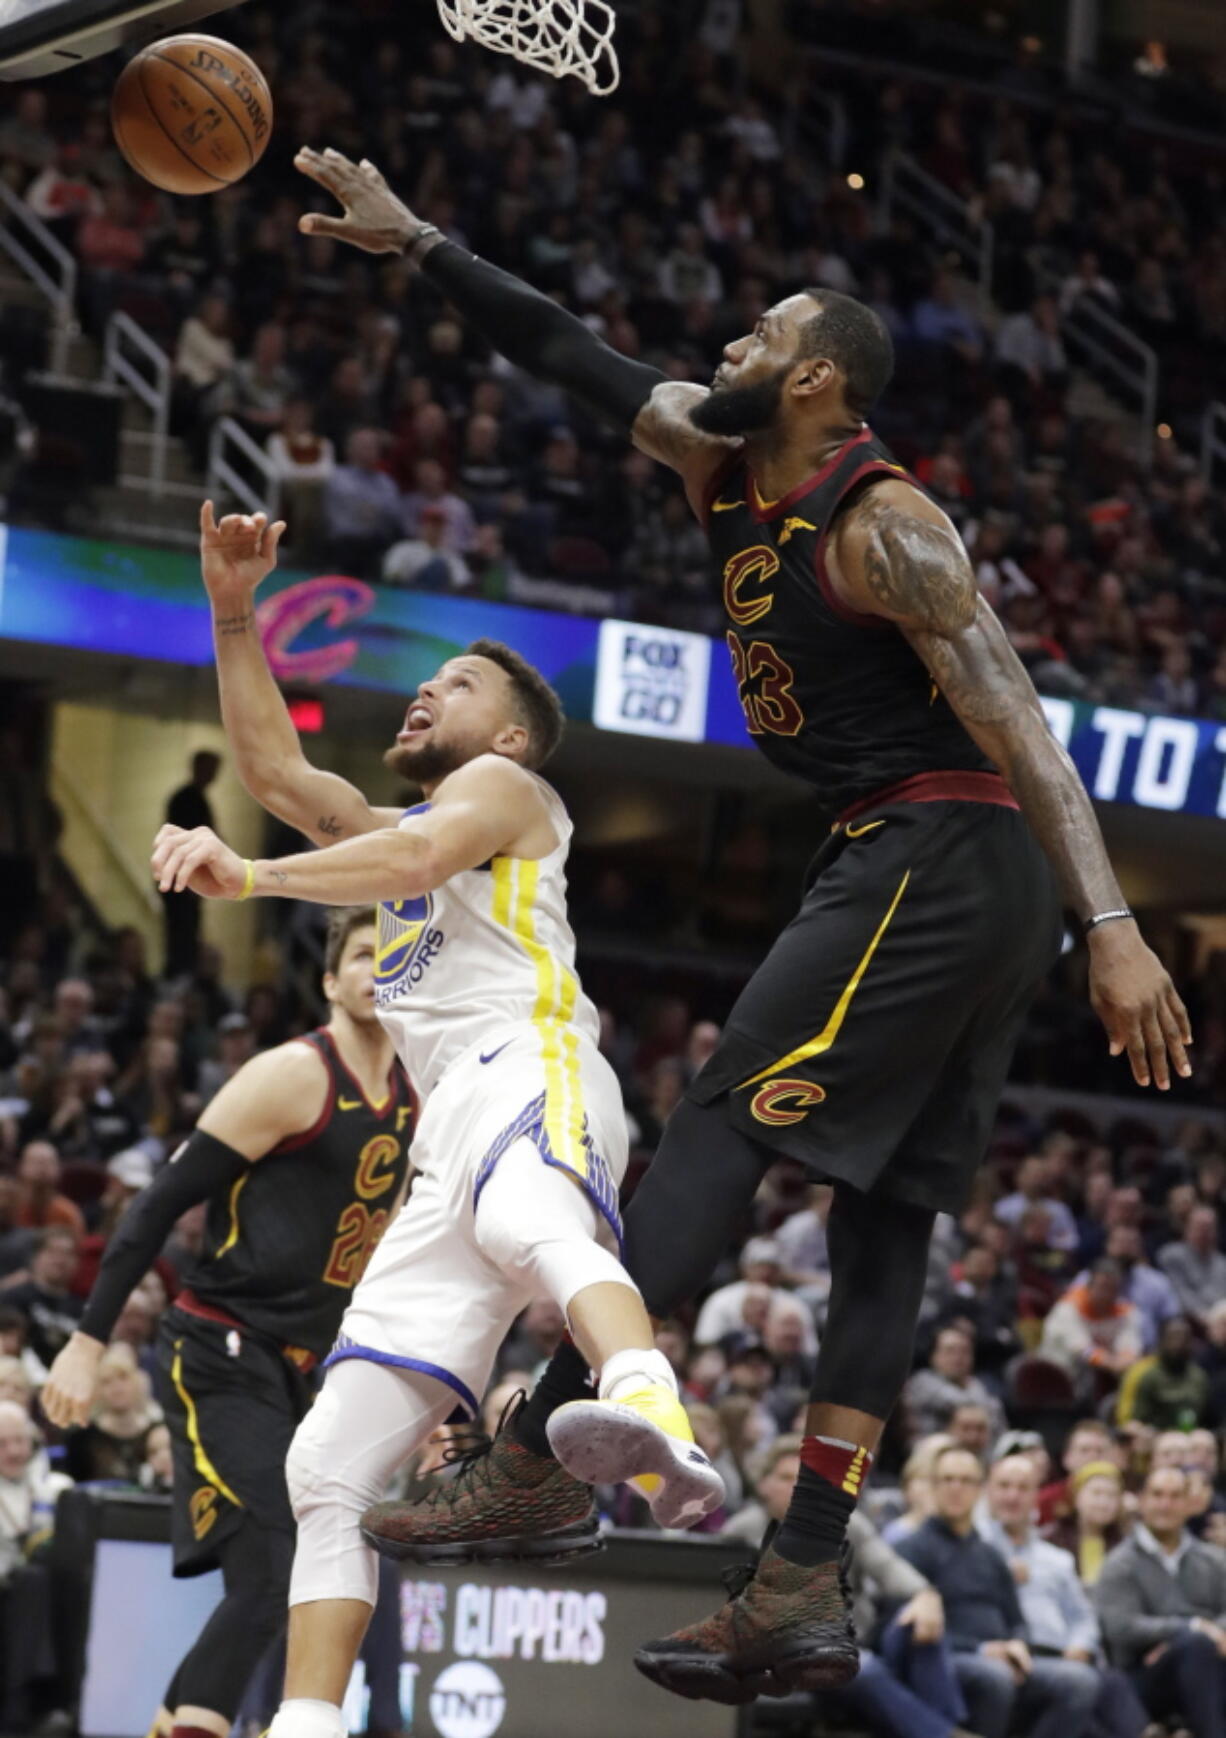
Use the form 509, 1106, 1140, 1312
598, 1347, 679, 1402
268, 1698, 347, 1738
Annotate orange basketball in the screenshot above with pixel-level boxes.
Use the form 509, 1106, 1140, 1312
111, 35, 273, 196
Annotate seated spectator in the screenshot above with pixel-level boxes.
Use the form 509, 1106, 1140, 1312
11, 1140, 85, 1238
1148, 645, 1198, 715
1130, 1317, 1211, 1432
722, 1432, 800, 1546
211, 322, 297, 441
197, 1012, 255, 1103
896, 1445, 1099, 1738
978, 1453, 1151, 1736
1159, 1205, 1226, 1326
995, 1155, 1079, 1253
266, 399, 336, 485
1096, 1467, 1226, 1738
323, 428, 404, 579
0, 1356, 32, 1413
948, 1402, 996, 1463
63, 1342, 161, 1484
994, 295, 1067, 395
882, 1437, 953, 1547
911, 271, 984, 364
657, 224, 723, 307
382, 504, 473, 592
1080, 1225, 1181, 1353
139, 1419, 173, 1494
0, 1181, 37, 1284
682, 1400, 741, 1517
173, 293, 235, 438
1201, 1298, 1226, 1427
774, 1186, 831, 1296
0, 1399, 72, 1731
1039, 1260, 1144, 1386
400, 457, 476, 554
1, 1230, 83, 1369
0, 1310, 45, 1390
75, 184, 147, 329
693, 1237, 815, 1353
21, 142, 101, 239
0, 88, 55, 176
1047, 1459, 1129, 1587
937, 1243, 1020, 1380
904, 1326, 1005, 1444
1059, 250, 1121, 316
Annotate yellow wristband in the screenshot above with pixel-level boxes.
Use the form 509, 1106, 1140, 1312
236, 859, 256, 902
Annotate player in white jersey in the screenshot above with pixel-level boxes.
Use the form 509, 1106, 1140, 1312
150, 504, 723, 1738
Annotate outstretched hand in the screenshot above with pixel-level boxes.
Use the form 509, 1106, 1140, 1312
200, 501, 286, 602
295, 147, 420, 255
1088, 921, 1192, 1090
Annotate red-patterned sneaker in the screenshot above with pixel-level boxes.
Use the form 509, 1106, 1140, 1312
360, 1397, 600, 1567
633, 1543, 859, 1704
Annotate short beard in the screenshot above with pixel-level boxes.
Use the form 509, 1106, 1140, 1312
689, 366, 788, 437
382, 738, 466, 786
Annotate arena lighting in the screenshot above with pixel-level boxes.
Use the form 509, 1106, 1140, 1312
847, 173, 866, 191
1156, 423, 1173, 440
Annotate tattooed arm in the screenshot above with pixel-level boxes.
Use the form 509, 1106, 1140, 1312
829, 479, 1191, 1090
200, 502, 401, 847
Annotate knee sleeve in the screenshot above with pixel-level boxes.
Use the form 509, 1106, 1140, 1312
811, 1183, 936, 1418
474, 1140, 639, 1314
287, 1361, 454, 1611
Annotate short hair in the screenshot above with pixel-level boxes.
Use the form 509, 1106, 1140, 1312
752, 1432, 804, 1488
466, 638, 565, 769
324, 907, 376, 978
799, 290, 895, 418
933, 1443, 985, 1479
37, 1226, 76, 1252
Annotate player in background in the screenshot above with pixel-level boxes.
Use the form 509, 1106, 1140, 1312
286, 147, 1192, 1705
43, 908, 413, 1738
147, 504, 725, 1738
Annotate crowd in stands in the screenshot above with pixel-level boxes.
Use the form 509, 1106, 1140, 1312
0, 845, 1224, 1732
0, 2, 1224, 717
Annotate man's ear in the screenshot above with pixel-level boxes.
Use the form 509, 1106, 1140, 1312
791, 356, 835, 400
492, 722, 531, 762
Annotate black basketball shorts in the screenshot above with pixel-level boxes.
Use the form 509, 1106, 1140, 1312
154, 1307, 313, 1576
688, 792, 1063, 1214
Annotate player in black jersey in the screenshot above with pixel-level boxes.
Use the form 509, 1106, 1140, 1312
42, 908, 412, 1738
294, 148, 1193, 1702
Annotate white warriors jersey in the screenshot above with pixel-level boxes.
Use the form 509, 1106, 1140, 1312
373, 780, 600, 1103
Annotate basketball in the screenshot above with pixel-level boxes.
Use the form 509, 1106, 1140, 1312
111, 35, 273, 196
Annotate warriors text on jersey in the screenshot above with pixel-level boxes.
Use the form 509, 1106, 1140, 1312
704, 426, 993, 823
180, 1027, 413, 1361
373, 779, 600, 1105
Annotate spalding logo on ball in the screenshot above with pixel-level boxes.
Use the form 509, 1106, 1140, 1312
111, 35, 273, 195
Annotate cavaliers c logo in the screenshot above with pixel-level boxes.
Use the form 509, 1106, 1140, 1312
190, 1485, 218, 1540
750, 1078, 827, 1126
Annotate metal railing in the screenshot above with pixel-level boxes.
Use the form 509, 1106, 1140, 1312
879, 149, 994, 311
795, 83, 849, 170
50, 758, 162, 947
206, 415, 282, 518
0, 180, 77, 374
1040, 272, 1159, 468
103, 311, 171, 496
1202, 401, 1226, 487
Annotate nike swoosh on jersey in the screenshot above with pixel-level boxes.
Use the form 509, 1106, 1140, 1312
337, 1097, 362, 1110
845, 819, 886, 839
479, 1042, 513, 1066
709, 498, 746, 512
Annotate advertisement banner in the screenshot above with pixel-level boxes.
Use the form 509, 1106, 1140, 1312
2, 524, 1223, 821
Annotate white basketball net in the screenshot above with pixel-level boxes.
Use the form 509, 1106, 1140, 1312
436, 0, 620, 95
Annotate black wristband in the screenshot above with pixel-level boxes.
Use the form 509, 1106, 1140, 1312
78, 1130, 249, 1344
1083, 909, 1134, 935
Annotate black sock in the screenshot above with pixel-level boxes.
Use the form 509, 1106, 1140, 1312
773, 1462, 856, 1568
511, 1339, 593, 1459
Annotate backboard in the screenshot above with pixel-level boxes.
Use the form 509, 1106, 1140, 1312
0, 0, 245, 79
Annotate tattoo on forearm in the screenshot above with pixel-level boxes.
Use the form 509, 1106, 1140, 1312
317, 816, 345, 838
214, 611, 254, 637
270, 868, 288, 887
854, 497, 976, 635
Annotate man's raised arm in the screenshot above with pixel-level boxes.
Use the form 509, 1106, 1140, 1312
199, 502, 394, 846
294, 148, 736, 514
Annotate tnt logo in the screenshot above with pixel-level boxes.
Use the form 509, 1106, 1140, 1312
595, 619, 711, 743
429, 1662, 506, 1738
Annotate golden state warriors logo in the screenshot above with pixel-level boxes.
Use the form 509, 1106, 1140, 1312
190, 1485, 218, 1540
375, 893, 444, 1005
750, 1077, 827, 1126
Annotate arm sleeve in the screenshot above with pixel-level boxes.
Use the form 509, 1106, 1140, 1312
77, 1131, 250, 1343
419, 241, 666, 431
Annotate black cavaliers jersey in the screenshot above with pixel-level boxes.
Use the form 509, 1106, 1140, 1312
704, 426, 993, 823
181, 1028, 414, 1359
